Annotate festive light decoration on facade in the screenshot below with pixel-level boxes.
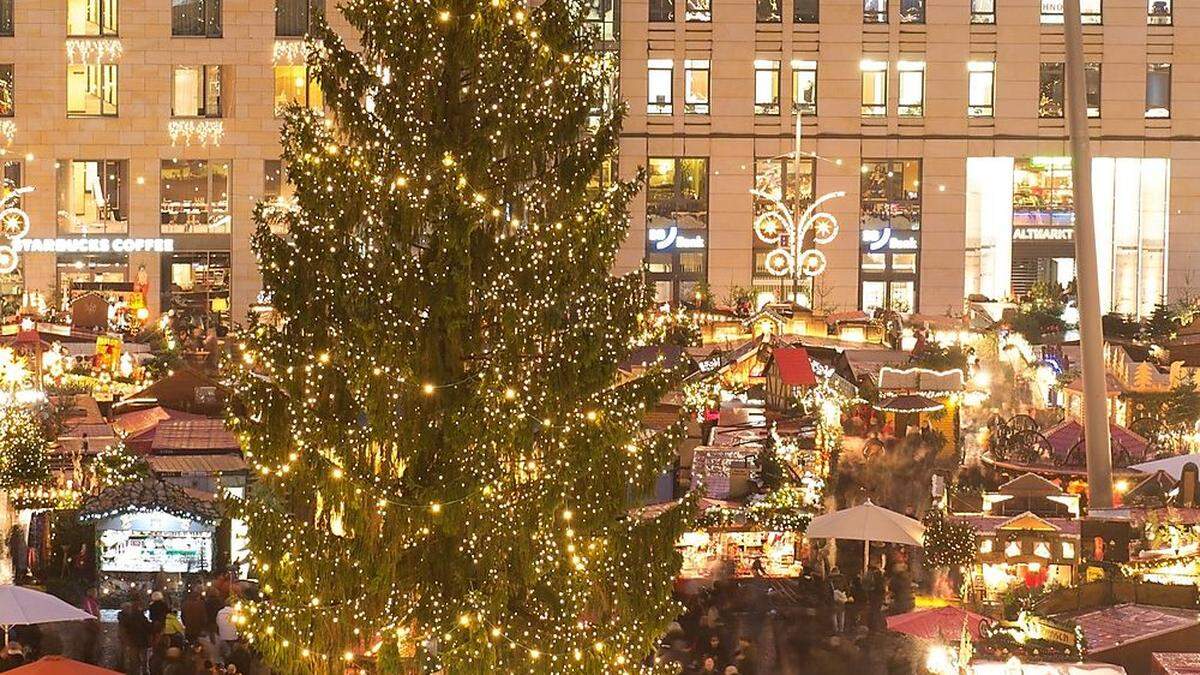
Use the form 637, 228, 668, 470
168, 120, 225, 147
0, 186, 32, 275
0, 121, 14, 147
65, 38, 123, 64
225, 1, 692, 671
272, 39, 318, 64
749, 188, 844, 279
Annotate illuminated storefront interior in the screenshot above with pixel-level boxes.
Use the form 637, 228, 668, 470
965, 156, 1169, 317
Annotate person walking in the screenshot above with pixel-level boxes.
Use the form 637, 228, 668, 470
181, 591, 207, 643
81, 587, 101, 664
118, 597, 152, 675
828, 568, 848, 634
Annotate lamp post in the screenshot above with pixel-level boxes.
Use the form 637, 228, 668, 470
750, 110, 844, 306
1063, 0, 1113, 508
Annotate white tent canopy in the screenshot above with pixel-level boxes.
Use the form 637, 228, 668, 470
1130, 453, 1200, 481
0, 585, 95, 645
805, 500, 925, 571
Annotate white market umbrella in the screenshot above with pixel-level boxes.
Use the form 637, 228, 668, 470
1129, 453, 1200, 481
805, 500, 925, 572
0, 586, 95, 645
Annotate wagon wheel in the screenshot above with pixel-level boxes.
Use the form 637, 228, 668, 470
1128, 416, 1166, 455
1008, 414, 1040, 434
1113, 446, 1133, 469
1060, 439, 1085, 468
1009, 429, 1052, 465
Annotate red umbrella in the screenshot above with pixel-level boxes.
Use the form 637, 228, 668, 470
7, 656, 121, 675
886, 606, 993, 642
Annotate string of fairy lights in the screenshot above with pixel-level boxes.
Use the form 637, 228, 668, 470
225, 0, 695, 671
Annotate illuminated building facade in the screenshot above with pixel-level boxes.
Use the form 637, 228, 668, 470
615, 0, 1197, 318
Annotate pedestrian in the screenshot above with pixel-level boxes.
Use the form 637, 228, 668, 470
163, 608, 186, 648
162, 646, 190, 675
732, 636, 757, 675
182, 591, 207, 642
80, 589, 101, 664
0, 642, 25, 671
214, 602, 239, 662
118, 597, 152, 675
149, 591, 170, 628
700, 634, 725, 667
865, 564, 886, 632
695, 655, 719, 675
846, 573, 864, 630
829, 567, 848, 634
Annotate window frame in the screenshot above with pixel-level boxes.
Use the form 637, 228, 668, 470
1146, 63, 1171, 119
171, 0, 222, 37
0, 0, 12, 37
1038, 62, 1064, 119
899, 0, 923, 24
647, 59, 673, 116
171, 65, 222, 118
272, 64, 323, 115
645, 157, 710, 303
1041, 0, 1101, 24
860, 59, 887, 117
794, 0, 818, 23
1148, 0, 1171, 25
967, 61, 995, 118
1085, 62, 1101, 118
756, 0, 781, 23
275, 0, 325, 37
683, 59, 710, 115
0, 64, 12, 118
897, 60, 925, 117
66, 63, 119, 117
863, 0, 887, 23
159, 159, 232, 235
67, 0, 119, 37
649, 0, 674, 21
56, 159, 129, 234
970, 0, 995, 23
791, 59, 817, 116
754, 59, 781, 116
859, 158, 922, 313
684, 0, 711, 22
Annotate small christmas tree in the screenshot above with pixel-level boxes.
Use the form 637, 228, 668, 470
922, 507, 976, 569
226, 0, 689, 671
92, 439, 149, 488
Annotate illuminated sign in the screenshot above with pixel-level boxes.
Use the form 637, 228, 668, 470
648, 226, 706, 251
15, 238, 176, 253
1012, 227, 1073, 241
861, 227, 918, 251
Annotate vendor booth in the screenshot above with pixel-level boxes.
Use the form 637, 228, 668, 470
79, 476, 221, 575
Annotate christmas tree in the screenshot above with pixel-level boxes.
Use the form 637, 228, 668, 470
226, 0, 690, 672
0, 403, 50, 583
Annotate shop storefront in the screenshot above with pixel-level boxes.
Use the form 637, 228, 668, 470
860, 159, 921, 313
161, 250, 231, 332
966, 156, 1169, 317
645, 157, 708, 303
677, 529, 807, 579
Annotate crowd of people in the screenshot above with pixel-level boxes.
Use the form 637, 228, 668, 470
659, 556, 920, 675
115, 582, 252, 675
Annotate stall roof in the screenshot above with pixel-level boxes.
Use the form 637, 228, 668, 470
117, 366, 228, 411
150, 419, 240, 453
1153, 652, 1200, 674
768, 347, 816, 387
843, 349, 911, 381
113, 406, 204, 439
999, 472, 1065, 498
79, 476, 219, 523
147, 454, 248, 475
1044, 419, 1150, 463
954, 514, 1080, 536
877, 366, 965, 393
1065, 604, 1200, 654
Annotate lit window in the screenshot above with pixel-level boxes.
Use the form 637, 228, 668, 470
68, 0, 118, 36
900, 0, 923, 23
754, 60, 781, 116
1041, 0, 1100, 24
0, 0, 11, 36
860, 59, 887, 116
0, 65, 11, 117
1146, 64, 1171, 118
684, 60, 709, 115
273, 65, 323, 115
791, 60, 817, 115
172, 65, 222, 117
263, 160, 294, 235
1086, 63, 1101, 118
1038, 62, 1063, 118
897, 60, 924, 116
971, 0, 995, 23
685, 0, 710, 21
863, 0, 886, 23
757, 0, 781, 22
892, 253, 917, 272
794, 0, 818, 22
1005, 540, 1021, 557
1062, 541, 1075, 558
163, 251, 231, 331
276, 0, 324, 37
979, 538, 994, 554
56, 160, 128, 234
160, 159, 231, 234
646, 157, 709, 303
647, 59, 673, 115
861, 253, 886, 271
1148, 0, 1171, 25
172, 0, 221, 36
967, 61, 994, 117
67, 64, 118, 117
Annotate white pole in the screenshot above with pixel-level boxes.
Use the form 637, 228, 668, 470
1063, 0, 1114, 509
793, 110, 803, 303
863, 539, 869, 574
